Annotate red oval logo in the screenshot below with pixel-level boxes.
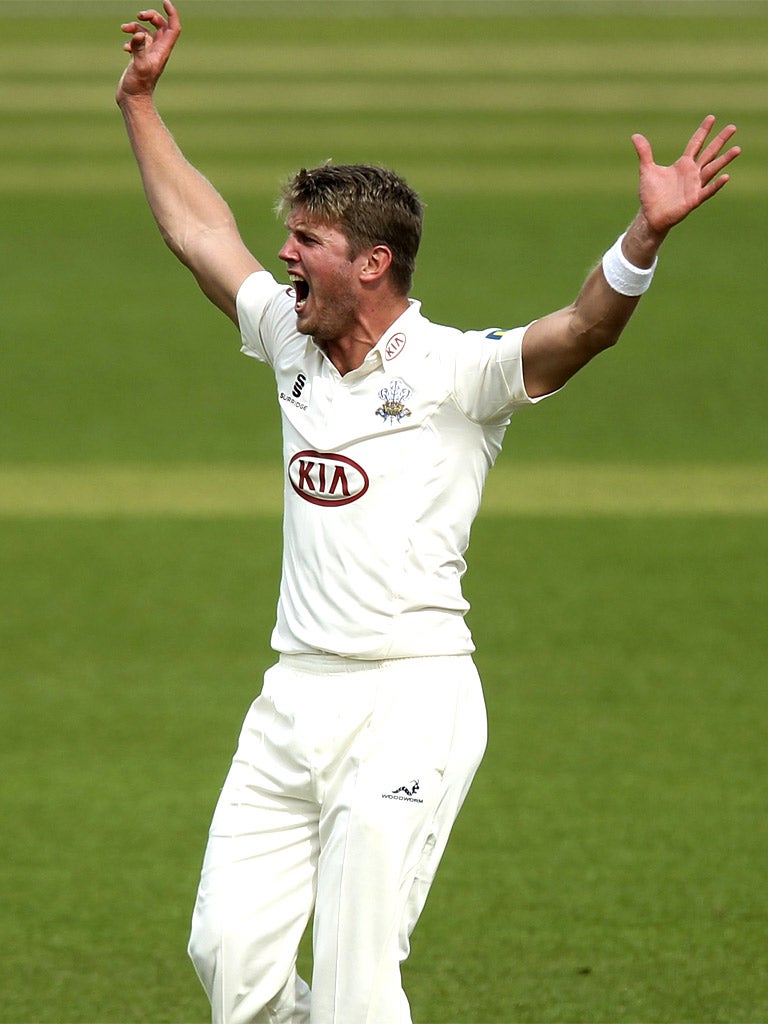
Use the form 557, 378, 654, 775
288, 450, 370, 507
384, 332, 406, 361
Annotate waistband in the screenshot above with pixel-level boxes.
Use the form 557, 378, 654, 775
277, 653, 470, 676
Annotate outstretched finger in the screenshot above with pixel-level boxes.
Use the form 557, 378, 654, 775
157, 0, 182, 34
700, 145, 741, 186
698, 124, 738, 167
631, 132, 654, 166
684, 114, 718, 159
701, 173, 732, 203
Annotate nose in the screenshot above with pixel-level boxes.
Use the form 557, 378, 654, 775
278, 236, 296, 264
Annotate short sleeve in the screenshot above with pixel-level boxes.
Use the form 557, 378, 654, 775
236, 271, 297, 367
453, 323, 556, 423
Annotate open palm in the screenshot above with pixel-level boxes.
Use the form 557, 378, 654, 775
632, 115, 740, 235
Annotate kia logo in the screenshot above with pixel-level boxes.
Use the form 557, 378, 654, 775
384, 332, 406, 361
288, 451, 370, 507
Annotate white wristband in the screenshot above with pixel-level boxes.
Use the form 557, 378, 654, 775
601, 233, 657, 296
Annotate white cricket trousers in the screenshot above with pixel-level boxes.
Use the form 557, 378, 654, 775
188, 653, 487, 1024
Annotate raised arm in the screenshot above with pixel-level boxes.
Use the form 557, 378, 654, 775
521, 115, 741, 398
117, 1, 262, 324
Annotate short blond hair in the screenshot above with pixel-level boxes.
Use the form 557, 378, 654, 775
278, 163, 424, 295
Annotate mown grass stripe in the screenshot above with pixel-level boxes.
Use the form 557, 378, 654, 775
1, 464, 766, 517
6, 0, 763, 14
482, 464, 768, 516
5, 40, 768, 76
1, 160, 763, 198
3, 80, 766, 114
7, 116, 766, 160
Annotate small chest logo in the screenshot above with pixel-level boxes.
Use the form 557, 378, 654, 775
376, 379, 412, 425
288, 451, 369, 507
280, 372, 310, 412
384, 332, 406, 361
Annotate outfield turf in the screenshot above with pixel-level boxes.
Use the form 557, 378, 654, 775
2, 2, 767, 1022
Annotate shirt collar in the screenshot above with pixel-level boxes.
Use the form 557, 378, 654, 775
369, 299, 423, 369
305, 298, 424, 372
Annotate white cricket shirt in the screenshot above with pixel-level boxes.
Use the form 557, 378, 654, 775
237, 271, 551, 659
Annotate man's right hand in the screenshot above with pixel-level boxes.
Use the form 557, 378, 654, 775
117, 0, 182, 104
115, 0, 267, 324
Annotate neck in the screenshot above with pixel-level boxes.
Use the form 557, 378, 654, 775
323, 296, 410, 375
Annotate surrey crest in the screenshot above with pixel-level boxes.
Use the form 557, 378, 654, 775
376, 379, 412, 425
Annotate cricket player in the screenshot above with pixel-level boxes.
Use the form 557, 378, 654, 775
116, 3, 740, 1022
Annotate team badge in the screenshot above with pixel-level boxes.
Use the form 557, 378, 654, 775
485, 328, 508, 340
376, 379, 412, 424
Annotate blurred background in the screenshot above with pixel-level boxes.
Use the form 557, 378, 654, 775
2, 2, 766, 1022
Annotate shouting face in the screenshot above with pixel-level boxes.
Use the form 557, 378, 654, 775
278, 209, 365, 346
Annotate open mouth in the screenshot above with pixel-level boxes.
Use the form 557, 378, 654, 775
288, 273, 310, 312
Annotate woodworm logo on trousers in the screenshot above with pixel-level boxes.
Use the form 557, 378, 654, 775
288, 451, 370, 507
382, 779, 423, 804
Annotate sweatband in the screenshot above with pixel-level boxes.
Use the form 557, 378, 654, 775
601, 233, 657, 296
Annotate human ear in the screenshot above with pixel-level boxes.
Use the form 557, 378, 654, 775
359, 245, 394, 282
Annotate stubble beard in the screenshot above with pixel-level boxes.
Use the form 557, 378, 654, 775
297, 274, 359, 349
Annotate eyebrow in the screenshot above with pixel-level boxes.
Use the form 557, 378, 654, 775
286, 220, 323, 241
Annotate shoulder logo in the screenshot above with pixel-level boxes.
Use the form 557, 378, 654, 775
485, 328, 508, 341
288, 450, 369, 507
384, 332, 406, 361
376, 379, 412, 425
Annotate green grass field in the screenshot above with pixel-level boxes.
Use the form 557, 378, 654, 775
2, 2, 767, 1022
